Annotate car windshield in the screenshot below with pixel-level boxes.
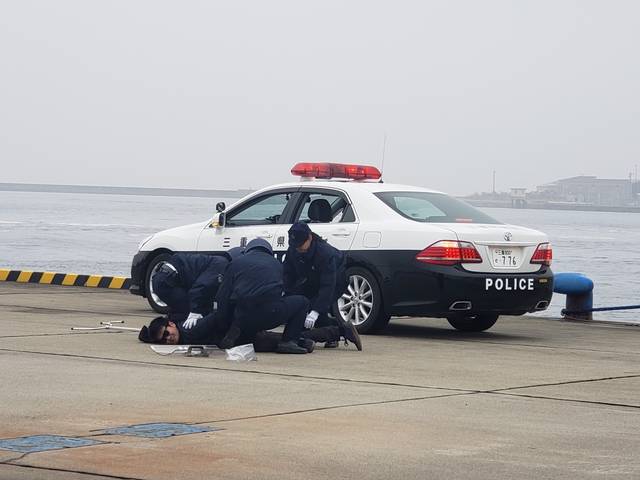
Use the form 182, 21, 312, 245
374, 191, 501, 224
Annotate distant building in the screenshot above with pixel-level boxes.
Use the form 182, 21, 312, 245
534, 176, 634, 206
510, 188, 527, 208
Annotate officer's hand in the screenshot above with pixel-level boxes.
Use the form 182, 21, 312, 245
304, 310, 319, 329
183, 312, 203, 329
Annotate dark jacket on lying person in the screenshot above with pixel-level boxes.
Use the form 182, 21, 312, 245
138, 313, 225, 346
283, 231, 347, 315
138, 313, 363, 351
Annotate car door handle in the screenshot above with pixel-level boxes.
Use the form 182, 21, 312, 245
331, 230, 352, 237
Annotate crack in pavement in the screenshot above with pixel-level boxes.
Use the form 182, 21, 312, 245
0, 453, 28, 463
490, 373, 640, 393
0, 347, 468, 393
2, 347, 640, 410
183, 386, 640, 428
0, 462, 145, 480
190, 391, 472, 426
486, 391, 640, 410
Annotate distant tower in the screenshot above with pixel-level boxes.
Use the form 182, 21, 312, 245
492, 170, 496, 194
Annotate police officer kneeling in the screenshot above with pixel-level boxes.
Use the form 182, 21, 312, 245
284, 222, 348, 338
152, 252, 236, 330
216, 238, 309, 354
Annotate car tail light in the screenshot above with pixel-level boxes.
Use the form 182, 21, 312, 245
531, 243, 553, 266
291, 162, 382, 180
416, 240, 482, 265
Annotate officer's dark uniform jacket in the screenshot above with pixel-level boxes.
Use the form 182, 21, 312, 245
169, 253, 229, 314
283, 233, 347, 314
215, 239, 283, 324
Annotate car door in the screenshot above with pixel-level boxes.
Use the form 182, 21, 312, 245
272, 188, 359, 254
197, 189, 299, 254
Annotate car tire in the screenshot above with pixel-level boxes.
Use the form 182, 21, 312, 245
145, 252, 174, 313
447, 314, 499, 332
336, 266, 390, 334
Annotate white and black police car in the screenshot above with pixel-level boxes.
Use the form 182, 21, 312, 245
130, 163, 553, 333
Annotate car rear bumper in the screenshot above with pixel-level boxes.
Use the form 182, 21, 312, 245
359, 251, 554, 318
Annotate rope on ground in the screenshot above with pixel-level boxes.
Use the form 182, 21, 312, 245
562, 304, 640, 315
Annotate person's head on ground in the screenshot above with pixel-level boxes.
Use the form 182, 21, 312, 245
288, 222, 313, 253
245, 238, 273, 255
139, 316, 180, 344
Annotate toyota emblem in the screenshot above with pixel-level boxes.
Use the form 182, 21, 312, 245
504, 232, 513, 241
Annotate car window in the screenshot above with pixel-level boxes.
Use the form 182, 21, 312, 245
297, 192, 354, 223
394, 197, 446, 220
375, 191, 501, 224
226, 192, 293, 226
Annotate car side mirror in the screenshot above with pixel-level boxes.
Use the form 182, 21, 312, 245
209, 212, 226, 229
216, 202, 226, 213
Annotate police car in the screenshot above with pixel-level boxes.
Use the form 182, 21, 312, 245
130, 163, 553, 333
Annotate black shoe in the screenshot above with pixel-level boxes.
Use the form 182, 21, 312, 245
276, 340, 308, 354
324, 340, 339, 349
298, 338, 315, 353
341, 321, 363, 351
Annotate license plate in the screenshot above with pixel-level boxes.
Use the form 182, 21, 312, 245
491, 247, 521, 269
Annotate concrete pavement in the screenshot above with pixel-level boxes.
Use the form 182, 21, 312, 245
0, 282, 639, 479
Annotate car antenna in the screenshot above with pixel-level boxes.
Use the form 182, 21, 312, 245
379, 132, 387, 183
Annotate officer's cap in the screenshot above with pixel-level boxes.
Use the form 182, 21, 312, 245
245, 238, 273, 255
288, 222, 312, 248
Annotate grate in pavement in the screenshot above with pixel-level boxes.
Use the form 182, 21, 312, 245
0, 435, 103, 453
103, 422, 220, 438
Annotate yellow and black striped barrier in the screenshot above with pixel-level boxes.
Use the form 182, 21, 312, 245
0, 269, 131, 290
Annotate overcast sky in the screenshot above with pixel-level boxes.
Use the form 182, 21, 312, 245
1, 1, 639, 195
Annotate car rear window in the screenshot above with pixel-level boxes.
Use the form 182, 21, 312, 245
374, 191, 501, 224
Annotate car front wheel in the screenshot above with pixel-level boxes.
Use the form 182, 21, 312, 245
447, 314, 499, 332
145, 252, 174, 313
336, 267, 390, 334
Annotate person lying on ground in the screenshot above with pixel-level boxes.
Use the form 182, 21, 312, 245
138, 312, 362, 352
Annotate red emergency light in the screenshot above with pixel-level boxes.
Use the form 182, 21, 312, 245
291, 162, 382, 181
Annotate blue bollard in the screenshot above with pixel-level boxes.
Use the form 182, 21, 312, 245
553, 273, 594, 320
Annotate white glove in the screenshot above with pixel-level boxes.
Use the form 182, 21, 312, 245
304, 310, 319, 329
183, 312, 203, 329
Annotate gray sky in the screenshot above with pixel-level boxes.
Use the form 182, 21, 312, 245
1, 1, 639, 195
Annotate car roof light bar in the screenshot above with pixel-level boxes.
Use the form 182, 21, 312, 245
291, 162, 382, 181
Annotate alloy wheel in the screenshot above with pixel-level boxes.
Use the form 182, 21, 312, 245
337, 274, 374, 326
148, 262, 169, 309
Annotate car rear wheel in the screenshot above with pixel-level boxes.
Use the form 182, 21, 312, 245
447, 314, 499, 332
336, 267, 390, 334
145, 252, 173, 313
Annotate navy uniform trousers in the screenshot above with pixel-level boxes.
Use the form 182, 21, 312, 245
234, 294, 309, 345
